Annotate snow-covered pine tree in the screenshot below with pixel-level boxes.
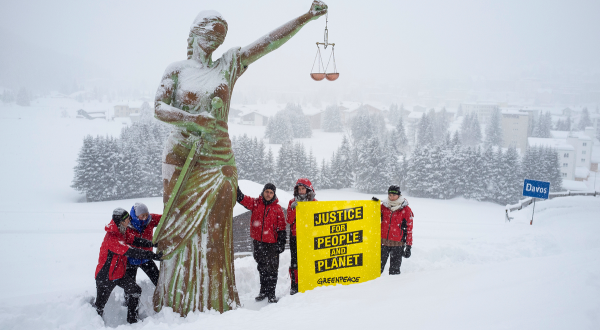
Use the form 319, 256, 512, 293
448, 143, 467, 197
578, 107, 592, 130
484, 108, 503, 147
318, 159, 333, 189
263, 147, 276, 185
431, 108, 450, 144
265, 112, 294, 144
336, 136, 354, 188
283, 103, 312, 138
383, 136, 399, 187
393, 116, 409, 154
306, 149, 319, 188
405, 145, 431, 197
276, 142, 297, 191
495, 145, 522, 205
545, 147, 563, 192
423, 145, 447, 198
481, 146, 498, 201
349, 108, 374, 142
71, 135, 95, 199
329, 151, 341, 189
252, 138, 267, 183
416, 112, 434, 146
355, 137, 388, 193
388, 103, 400, 128
460, 113, 482, 146
322, 105, 343, 132
470, 147, 488, 201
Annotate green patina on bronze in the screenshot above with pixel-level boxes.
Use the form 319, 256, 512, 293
152, 1, 328, 317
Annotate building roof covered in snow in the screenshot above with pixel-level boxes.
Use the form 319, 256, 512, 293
408, 111, 425, 119
528, 138, 574, 150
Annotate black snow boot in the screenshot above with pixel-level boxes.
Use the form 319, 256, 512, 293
289, 267, 298, 295
256, 273, 268, 301
255, 291, 267, 302
126, 295, 140, 324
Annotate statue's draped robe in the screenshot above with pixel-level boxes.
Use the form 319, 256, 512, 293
154, 48, 246, 315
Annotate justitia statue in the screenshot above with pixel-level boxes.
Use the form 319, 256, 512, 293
152, 1, 328, 316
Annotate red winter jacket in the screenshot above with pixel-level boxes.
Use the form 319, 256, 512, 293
239, 195, 286, 243
380, 199, 413, 246
127, 214, 161, 252
287, 178, 317, 236
95, 221, 136, 281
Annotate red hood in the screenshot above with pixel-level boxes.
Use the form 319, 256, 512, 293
105, 220, 123, 235
295, 178, 315, 193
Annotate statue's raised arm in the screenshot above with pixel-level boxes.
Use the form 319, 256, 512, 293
241, 0, 328, 66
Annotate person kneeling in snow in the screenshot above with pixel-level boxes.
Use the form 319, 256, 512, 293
237, 183, 286, 303
374, 185, 413, 275
125, 203, 162, 287
287, 178, 317, 295
94, 208, 163, 324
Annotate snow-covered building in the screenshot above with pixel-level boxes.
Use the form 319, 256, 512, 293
501, 109, 529, 151
461, 102, 499, 125
114, 105, 140, 117
530, 127, 597, 181
240, 111, 269, 126
528, 137, 576, 180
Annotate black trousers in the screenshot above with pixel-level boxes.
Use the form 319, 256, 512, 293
125, 260, 160, 286
253, 239, 279, 297
95, 274, 141, 323
381, 245, 404, 275
289, 235, 298, 292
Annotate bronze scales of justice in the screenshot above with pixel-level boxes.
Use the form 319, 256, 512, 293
310, 13, 339, 81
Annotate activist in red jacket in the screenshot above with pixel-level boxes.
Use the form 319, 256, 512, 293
236, 183, 286, 303
238, 184, 286, 244
377, 185, 413, 275
286, 178, 316, 295
94, 208, 162, 324
124, 203, 162, 287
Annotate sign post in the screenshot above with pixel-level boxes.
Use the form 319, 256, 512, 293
296, 200, 381, 292
522, 179, 550, 225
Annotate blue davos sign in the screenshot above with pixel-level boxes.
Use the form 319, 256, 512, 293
522, 179, 550, 199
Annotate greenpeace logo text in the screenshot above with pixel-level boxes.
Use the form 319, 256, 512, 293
317, 276, 361, 285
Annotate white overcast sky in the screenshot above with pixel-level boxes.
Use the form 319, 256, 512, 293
1, 0, 599, 93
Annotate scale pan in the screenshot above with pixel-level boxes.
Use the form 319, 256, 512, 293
310, 73, 326, 81
325, 73, 339, 81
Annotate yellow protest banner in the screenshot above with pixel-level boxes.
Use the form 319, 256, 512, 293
296, 200, 381, 292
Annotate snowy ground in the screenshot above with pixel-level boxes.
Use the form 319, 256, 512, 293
1, 99, 600, 329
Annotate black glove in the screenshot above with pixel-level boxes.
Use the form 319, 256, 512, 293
277, 230, 287, 254
371, 197, 380, 202
132, 237, 154, 248
236, 186, 244, 203
403, 245, 411, 258
153, 251, 164, 261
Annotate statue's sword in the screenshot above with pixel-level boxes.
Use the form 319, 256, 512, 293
153, 137, 201, 244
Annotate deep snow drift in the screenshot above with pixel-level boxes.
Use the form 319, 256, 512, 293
0, 101, 599, 329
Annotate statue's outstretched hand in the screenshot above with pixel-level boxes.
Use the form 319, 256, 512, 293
309, 0, 328, 18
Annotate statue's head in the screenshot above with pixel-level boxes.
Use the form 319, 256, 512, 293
188, 10, 228, 57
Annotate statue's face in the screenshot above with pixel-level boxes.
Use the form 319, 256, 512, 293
190, 18, 227, 54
